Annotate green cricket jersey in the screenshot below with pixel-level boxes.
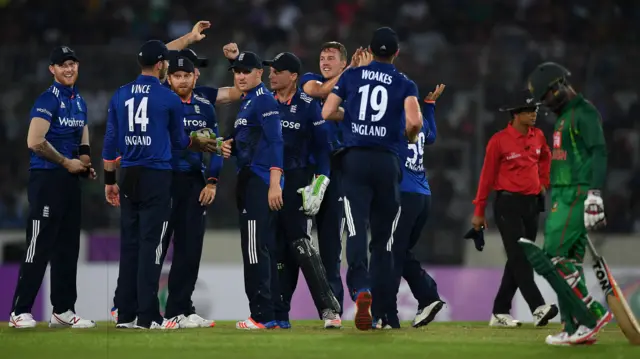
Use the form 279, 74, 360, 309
551, 94, 607, 188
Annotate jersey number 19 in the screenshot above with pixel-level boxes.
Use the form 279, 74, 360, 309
125, 97, 149, 132
358, 84, 388, 122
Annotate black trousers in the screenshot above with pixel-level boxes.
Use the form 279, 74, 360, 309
12, 169, 81, 316
342, 148, 401, 319
236, 169, 277, 323
115, 167, 172, 327
160, 171, 207, 319
492, 191, 545, 314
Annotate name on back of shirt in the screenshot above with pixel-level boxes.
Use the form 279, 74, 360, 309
361, 70, 393, 85
131, 85, 151, 94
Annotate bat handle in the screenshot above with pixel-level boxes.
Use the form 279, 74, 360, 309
586, 234, 600, 258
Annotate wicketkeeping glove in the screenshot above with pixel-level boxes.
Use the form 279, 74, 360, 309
584, 190, 606, 229
297, 175, 330, 216
190, 128, 224, 156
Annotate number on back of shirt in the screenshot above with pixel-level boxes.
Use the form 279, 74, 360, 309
125, 97, 149, 132
407, 132, 426, 167
358, 84, 388, 122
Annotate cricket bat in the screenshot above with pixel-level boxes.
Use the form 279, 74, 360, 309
586, 235, 640, 345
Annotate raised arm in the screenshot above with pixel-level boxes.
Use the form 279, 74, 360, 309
166, 21, 210, 51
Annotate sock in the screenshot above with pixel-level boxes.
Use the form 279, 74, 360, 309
518, 239, 597, 329
553, 257, 608, 321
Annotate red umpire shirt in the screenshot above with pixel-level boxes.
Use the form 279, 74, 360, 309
473, 123, 551, 217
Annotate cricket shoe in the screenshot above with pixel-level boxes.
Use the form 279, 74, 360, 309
489, 314, 522, 328
110, 307, 118, 323
49, 311, 96, 328
372, 318, 393, 330
412, 300, 445, 328
277, 320, 292, 329
134, 318, 179, 330
236, 317, 280, 330
354, 290, 373, 331
545, 331, 597, 346
533, 304, 559, 327
569, 311, 613, 344
173, 314, 215, 328
322, 309, 342, 329
9, 312, 37, 329
115, 320, 136, 329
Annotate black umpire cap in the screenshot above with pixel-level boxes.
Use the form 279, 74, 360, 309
228, 51, 263, 71
169, 48, 209, 68
369, 27, 399, 57
499, 89, 542, 113
169, 56, 195, 74
138, 40, 169, 67
262, 52, 301, 74
50, 46, 79, 65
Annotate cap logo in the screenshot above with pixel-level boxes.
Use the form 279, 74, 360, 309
61, 47, 71, 53
178, 58, 184, 67
526, 98, 533, 104
380, 45, 386, 50
274, 53, 284, 60
139, 52, 143, 56
238, 53, 245, 61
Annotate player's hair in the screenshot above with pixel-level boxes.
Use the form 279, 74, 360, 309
320, 42, 348, 61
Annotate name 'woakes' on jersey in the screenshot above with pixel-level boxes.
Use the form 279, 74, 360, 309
171, 93, 222, 180
29, 81, 88, 170
332, 61, 419, 157
275, 88, 331, 176
231, 83, 284, 185
400, 102, 437, 195
102, 75, 190, 170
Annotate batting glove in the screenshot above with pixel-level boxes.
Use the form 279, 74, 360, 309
297, 175, 330, 216
584, 190, 606, 230
190, 128, 224, 156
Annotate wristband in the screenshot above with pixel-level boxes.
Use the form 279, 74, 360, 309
104, 170, 116, 185
207, 177, 218, 185
79, 144, 91, 156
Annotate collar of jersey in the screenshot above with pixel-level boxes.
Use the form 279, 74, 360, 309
136, 74, 162, 85
52, 81, 76, 98
370, 60, 395, 69
273, 88, 300, 105
561, 93, 585, 113
181, 93, 193, 104
506, 122, 534, 138
242, 83, 267, 100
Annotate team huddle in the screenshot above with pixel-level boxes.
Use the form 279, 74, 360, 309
7, 19, 622, 345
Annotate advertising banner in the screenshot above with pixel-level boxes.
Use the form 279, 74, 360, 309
0, 265, 45, 320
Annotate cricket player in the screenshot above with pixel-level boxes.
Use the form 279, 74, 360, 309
102, 40, 217, 330
9, 46, 97, 329
322, 27, 423, 330
384, 86, 448, 329
521, 62, 611, 345
222, 51, 283, 330
260, 52, 342, 329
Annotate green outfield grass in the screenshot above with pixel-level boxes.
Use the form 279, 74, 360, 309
1, 321, 639, 359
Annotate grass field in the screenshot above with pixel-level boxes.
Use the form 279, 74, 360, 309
1, 321, 639, 359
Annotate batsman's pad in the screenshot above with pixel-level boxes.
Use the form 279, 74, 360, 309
518, 238, 597, 328
291, 238, 341, 313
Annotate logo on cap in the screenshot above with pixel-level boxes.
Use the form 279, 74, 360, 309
61, 47, 71, 54
238, 53, 245, 61
380, 45, 386, 50
526, 98, 533, 104
178, 58, 184, 67
274, 53, 284, 60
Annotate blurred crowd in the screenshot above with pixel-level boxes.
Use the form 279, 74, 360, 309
0, 0, 639, 239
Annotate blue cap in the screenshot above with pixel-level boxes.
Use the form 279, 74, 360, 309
263, 52, 301, 74
228, 51, 263, 71
138, 40, 169, 67
50, 46, 79, 65
369, 27, 399, 57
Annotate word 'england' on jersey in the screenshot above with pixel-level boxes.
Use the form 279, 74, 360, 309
103, 75, 191, 170
333, 61, 418, 156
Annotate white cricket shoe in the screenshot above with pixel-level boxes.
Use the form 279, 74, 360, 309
235, 317, 279, 330
49, 311, 96, 329
173, 314, 215, 328
115, 320, 136, 329
412, 300, 445, 328
9, 312, 37, 329
373, 319, 392, 330
322, 309, 342, 329
546, 329, 597, 346
489, 314, 522, 328
533, 304, 559, 327
134, 318, 179, 330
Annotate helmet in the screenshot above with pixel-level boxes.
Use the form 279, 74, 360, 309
527, 62, 571, 112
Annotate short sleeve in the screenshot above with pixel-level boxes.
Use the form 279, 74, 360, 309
300, 72, 322, 87
29, 92, 59, 122
405, 79, 419, 99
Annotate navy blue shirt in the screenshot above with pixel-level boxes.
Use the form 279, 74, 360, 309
102, 75, 190, 169
231, 83, 284, 185
400, 102, 437, 195
29, 82, 88, 170
276, 89, 331, 176
300, 72, 344, 153
332, 61, 419, 156
171, 93, 223, 180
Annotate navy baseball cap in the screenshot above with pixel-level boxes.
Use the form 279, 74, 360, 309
169, 56, 195, 74
50, 46, 79, 65
179, 48, 208, 68
228, 51, 263, 71
369, 27, 399, 57
138, 40, 169, 67
263, 52, 301, 74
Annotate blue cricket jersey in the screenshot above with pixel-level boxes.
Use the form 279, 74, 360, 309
300, 72, 344, 153
400, 102, 437, 195
231, 83, 284, 185
171, 93, 223, 180
276, 88, 331, 176
102, 75, 190, 169
332, 61, 419, 157
29, 81, 88, 170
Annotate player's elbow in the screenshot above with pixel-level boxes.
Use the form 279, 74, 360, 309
405, 115, 422, 137
321, 107, 333, 121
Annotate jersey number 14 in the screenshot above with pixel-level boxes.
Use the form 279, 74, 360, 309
125, 97, 149, 132
358, 84, 388, 122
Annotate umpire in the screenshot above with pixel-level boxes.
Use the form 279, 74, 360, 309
471, 89, 558, 327
10, 46, 96, 329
